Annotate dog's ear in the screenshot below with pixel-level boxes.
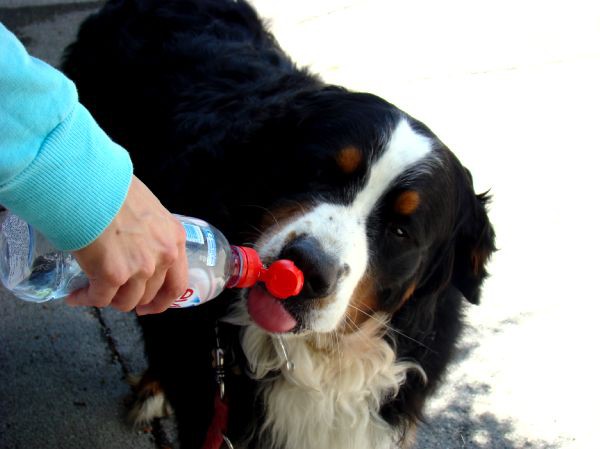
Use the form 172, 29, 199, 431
452, 191, 496, 304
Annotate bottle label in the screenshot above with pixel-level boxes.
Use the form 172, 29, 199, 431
0, 213, 34, 289
204, 228, 217, 267
171, 288, 202, 308
168, 215, 222, 308
170, 266, 219, 308
182, 221, 216, 266
183, 222, 205, 245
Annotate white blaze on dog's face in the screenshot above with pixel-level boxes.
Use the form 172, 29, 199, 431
255, 120, 432, 333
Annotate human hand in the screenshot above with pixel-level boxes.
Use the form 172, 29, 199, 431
66, 176, 189, 315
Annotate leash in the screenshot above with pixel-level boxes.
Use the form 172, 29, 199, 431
201, 325, 294, 449
202, 325, 234, 449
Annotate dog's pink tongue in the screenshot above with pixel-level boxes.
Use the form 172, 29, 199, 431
247, 286, 297, 333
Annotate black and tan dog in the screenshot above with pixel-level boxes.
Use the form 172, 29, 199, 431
63, 1, 495, 448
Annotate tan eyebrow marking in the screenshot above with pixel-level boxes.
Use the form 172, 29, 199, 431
336, 146, 362, 174
394, 191, 421, 215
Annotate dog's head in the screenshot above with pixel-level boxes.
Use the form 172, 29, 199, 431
232, 89, 495, 335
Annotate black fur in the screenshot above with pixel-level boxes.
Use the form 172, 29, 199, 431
62, 1, 495, 448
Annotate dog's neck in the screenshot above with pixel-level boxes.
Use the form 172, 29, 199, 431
230, 312, 423, 449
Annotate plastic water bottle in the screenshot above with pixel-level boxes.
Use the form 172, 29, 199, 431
0, 210, 303, 308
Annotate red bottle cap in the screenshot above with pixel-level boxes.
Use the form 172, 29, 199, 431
230, 246, 303, 299
261, 259, 304, 299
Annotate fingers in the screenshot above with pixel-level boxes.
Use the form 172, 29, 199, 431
136, 243, 189, 316
68, 269, 179, 313
66, 255, 149, 310
66, 277, 122, 308
137, 270, 168, 306
109, 277, 150, 312
68, 235, 188, 313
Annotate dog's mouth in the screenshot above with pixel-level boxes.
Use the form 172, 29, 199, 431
247, 285, 298, 333
244, 232, 359, 334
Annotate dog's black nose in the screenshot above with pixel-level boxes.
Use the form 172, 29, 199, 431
279, 235, 342, 299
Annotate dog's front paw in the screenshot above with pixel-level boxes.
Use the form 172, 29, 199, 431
127, 371, 173, 428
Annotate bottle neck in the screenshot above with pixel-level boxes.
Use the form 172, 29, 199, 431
225, 246, 244, 288
226, 245, 263, 289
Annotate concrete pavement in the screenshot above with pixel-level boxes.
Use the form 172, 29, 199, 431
2, 0, 599, 448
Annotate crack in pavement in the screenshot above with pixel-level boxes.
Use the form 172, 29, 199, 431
92, 308, 175, 449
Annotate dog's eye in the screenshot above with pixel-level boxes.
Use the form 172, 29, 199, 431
394, 226, 408, 238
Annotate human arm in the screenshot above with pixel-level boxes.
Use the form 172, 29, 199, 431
0, 24, 188, 312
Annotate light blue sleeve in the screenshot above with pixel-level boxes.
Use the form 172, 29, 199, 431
0, 23, 133, 250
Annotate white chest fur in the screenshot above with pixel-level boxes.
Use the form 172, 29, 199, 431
238, 317, 425, 449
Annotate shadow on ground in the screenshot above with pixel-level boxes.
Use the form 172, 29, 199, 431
415, 381, 560, 449
414, 321, 559, 449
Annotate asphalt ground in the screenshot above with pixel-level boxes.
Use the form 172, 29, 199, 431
1, 1, 599, 448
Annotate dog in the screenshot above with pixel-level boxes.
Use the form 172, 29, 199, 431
62, 1, 496, 448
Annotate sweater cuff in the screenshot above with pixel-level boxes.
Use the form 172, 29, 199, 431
0, 103, 133, 250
